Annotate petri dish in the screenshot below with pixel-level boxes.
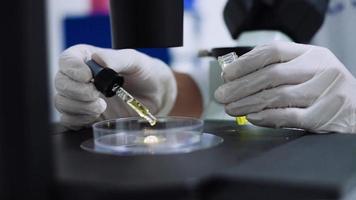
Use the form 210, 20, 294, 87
87, 117, 218, 155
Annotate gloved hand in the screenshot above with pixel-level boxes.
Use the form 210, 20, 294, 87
215, 41, 356, 133
55, 44, 177, 130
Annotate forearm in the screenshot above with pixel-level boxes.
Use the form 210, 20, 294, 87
169, 72, 203, 117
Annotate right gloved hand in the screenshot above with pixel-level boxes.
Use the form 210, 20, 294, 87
215, 42, 356, 133
54, 44, 177, 130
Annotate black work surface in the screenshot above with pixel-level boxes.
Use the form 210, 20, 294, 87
52, 120, 356, 200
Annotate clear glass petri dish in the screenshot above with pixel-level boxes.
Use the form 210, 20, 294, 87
92, 117, 204, 154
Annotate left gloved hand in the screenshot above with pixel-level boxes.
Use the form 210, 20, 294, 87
54, 44, 177, 130
215, 41, 356, 133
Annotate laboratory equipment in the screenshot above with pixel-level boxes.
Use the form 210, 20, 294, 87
86, 59, 157, 126
81, 117, 223, 155
109, 0, 183, 48
201, 47, 252, 121
1, 0, 51, 198
3, 0, 334, 199
84, 56, 224, 155
217, 52, 248, 126
224, 0, 329, 43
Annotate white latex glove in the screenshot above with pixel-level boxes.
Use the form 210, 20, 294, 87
55, 44, 177, 130
215, 41, 356, 133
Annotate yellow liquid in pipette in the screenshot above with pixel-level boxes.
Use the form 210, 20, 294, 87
115, 86, 157, 126
127, 98, 157, 126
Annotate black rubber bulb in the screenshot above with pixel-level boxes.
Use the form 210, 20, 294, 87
86, 59, 124, 97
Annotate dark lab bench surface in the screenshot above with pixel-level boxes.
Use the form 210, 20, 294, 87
51, 120, 356, 200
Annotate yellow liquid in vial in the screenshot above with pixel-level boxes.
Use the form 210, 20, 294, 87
218, 52, 249, 126
236, 116, 248, 125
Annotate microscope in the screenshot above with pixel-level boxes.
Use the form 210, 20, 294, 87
107, 0, 329, 121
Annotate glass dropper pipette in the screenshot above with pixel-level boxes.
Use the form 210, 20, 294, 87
86, 59, 157, 126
